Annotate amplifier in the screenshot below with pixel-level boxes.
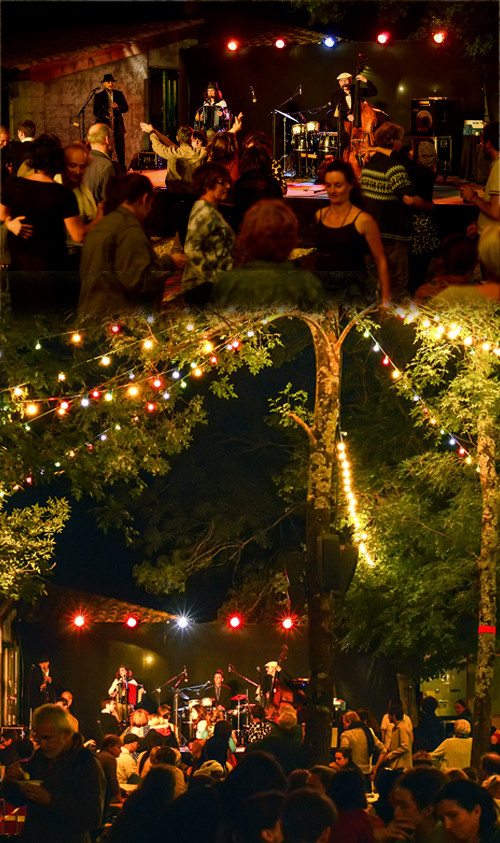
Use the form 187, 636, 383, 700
138, 151, 158, 170
410, 98, 453, 136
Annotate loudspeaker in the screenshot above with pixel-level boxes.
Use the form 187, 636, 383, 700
410, 98, 453, 136
317, 534, 358, 597
138, 151, 158, 170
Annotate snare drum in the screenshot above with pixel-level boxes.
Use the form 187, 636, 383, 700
317, 132, 339, 155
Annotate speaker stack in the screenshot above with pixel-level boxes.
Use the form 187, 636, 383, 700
410, 97, 454, 175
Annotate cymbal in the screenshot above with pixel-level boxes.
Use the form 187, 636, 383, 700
231, 694, 248, 702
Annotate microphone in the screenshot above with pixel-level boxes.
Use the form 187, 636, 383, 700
91, 86, 101, 92
183, 666, 188, 682
250, 86, 257, 103
299, 84, 302, 96
228, 664, 233, 673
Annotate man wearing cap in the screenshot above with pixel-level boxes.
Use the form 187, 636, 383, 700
332, 72, 378, 148
93, 74, 129, 169
116, 734, 139, 786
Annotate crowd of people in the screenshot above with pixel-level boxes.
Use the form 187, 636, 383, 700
2, 692, 500, 842
1, 109, 498, 318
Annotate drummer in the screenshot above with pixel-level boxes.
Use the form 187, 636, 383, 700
205, 669, 232, 709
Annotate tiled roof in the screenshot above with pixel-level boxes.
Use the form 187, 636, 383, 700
2, 19, 204, 71
20, 585, 176, 624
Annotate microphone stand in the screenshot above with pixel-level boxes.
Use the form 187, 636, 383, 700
151, 668, 187, 741
70, 86, 100, 139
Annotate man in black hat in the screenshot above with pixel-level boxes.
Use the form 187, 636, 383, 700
93, 73, 129, 168
29, 657, 57, 712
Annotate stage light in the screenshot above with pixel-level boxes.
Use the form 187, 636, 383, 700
125, 616, 138, 629
73, 614, 86, 628
433, 31, 446, 44
282, 617, 294, 630
229, 614, 242, 628
323, 37, 336, 48
275, 39, 286, 49
377, 31, 391, 45
227, 40, 238, 51
177, 616, 190, 629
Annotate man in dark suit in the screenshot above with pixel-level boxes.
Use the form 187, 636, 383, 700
93, 73, 128, 169
29, 657, 57, 712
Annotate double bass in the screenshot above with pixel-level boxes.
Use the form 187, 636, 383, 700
269, 647, 294, 708
343, 54, 378, 178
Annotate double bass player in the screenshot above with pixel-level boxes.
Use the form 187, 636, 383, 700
331, 70, 378, 161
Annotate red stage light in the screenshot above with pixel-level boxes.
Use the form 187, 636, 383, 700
110, 324, 121, 334
377, 31, 390, 45
282, 617, 294, 630
433, 31, 446, 44
229, 614, 242, 628
227, 40, 238, 51
275, 39, 286, 49
73, 614, 86, 628
126, 616, 138, 628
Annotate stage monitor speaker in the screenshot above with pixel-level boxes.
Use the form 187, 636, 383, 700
410, 98, 453, 136
317, 534, 358, 597
138, 151, 158, 170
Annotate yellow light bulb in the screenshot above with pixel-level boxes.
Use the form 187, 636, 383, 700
101, 356, 111, 366
143, 339, 153, 350
58, 372, 66, 381
193, 368, 203, 377
464, 337, 473, 346
13, 387, 23, 397
26, 403, 38, 416
127, 386, 139, 397
203, 342, 213, 353
71, 332, 82, 344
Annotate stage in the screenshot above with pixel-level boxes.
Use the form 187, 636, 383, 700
141, 169, 480, 245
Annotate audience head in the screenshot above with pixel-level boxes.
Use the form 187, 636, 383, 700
454, 699, 469, 716
207, 131, 237, 165
32, 703, 76, 759
242, 131, 274, 157
239, 199, 298, 262
192, 161, 231, 199
232, 791, 285, 843
252, 705, 266, 722
62, 143, 90, 188
480, 753, 500, 777
321, 160, 365, 209
307, 766, 336, 794
436, 778, 498, 841
420, 696, 439, 715
87, 122, 114, 151
391, 767, 447, 831
177, 125, 193, 145
17, 119, 36, 140
192, 130, 208, 149
150, 745, 179, 767
327, 768, 367, 810
123, 734, 140, 751
373, 121, 405, 149
0, 126, 10, 148
342, 710, 361, 726
130, 708, 150, 727
158, 703, 172, 719
239, 144, 273, 176
220, 751, 287, 818
281, 788, 337, 843
277, 707, 298, 733
333, 746, 352, 768
100, 734, 122, 754
388, 704, 404, 723
104, 174, 154, 220
287, 769, 310, 791
481, 122, 499, 155
29, 134, 64, 178
454, 719, 472, 737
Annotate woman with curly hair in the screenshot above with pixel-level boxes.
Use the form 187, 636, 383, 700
182, 162, 235, 306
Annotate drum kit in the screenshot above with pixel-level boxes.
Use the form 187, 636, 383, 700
179, 692, 255, 745
290, 120, 340, 177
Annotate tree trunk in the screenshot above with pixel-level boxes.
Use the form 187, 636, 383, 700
303, 320, 342, 763
472, 415, 499, 768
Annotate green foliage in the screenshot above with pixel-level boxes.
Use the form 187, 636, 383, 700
0, 495, 70, 601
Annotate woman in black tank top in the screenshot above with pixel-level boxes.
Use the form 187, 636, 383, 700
315, 160, 390, 305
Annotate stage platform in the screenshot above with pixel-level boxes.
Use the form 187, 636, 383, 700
140, 170, 479, 245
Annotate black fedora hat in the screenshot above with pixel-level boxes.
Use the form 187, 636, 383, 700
101, 73, 117, 83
